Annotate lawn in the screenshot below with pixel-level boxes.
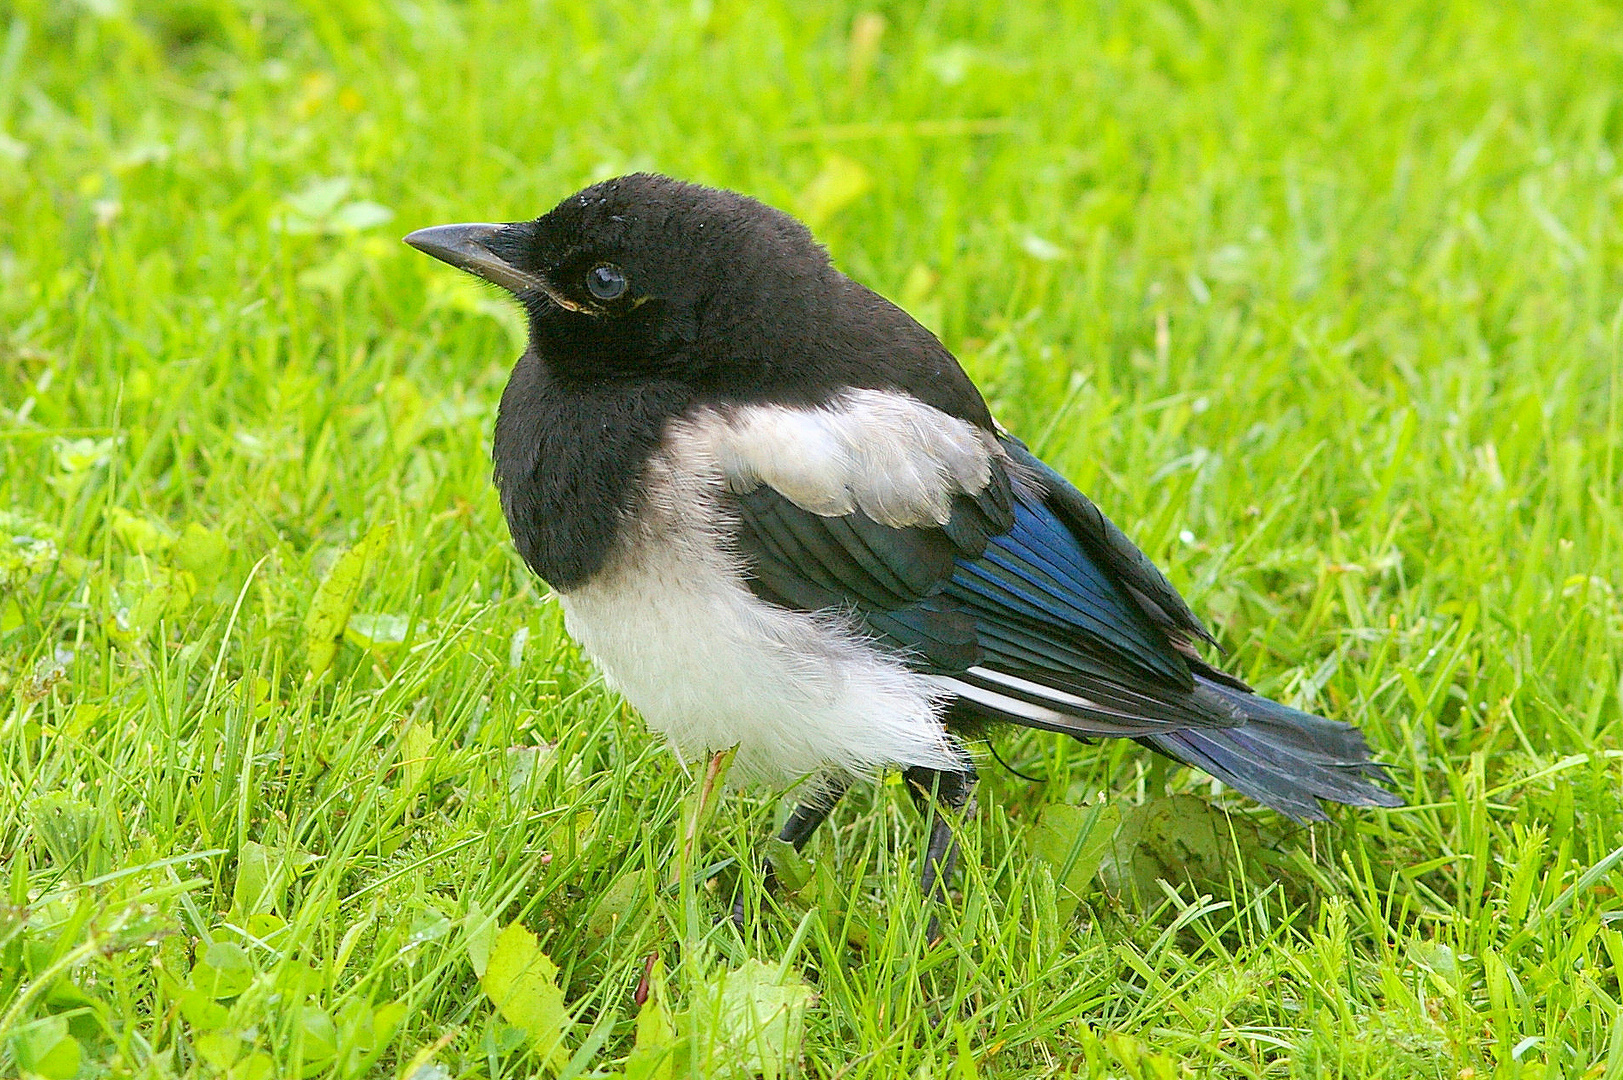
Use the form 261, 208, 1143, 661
4, 0, 1623, 1076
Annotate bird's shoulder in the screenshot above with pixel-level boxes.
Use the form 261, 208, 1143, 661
702, 270, 995, 432
820, 276, 997, 431
673, 385, 1011, 531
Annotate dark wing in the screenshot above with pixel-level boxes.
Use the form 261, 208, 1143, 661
724, 427, 1401, 820
728, 433, 1248, 739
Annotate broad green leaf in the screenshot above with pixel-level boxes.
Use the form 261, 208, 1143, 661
1096, 794, 1263, 910
1, 595, 22, 632
42, 976, 101, 1020
177, 987, 231, 1030
480, 922, 570, 1069
692, 959, 815, 1080
109, 508, 172, 553
0, 903, 24, 949
285, 177, 351, 218
464, 900, 495, 978
194, 1031, 243, 1070
1021, 233, 1068, 261
55, 437, 113, 473
953, 1021, 980, 1080
304, 522, 393, 676
273, 956, 318, 997
505, 743, 558, 795
407, 910, 453, 946
587, 869, 647, 939
1026, 801, 1119, 920
1105, 1031, 1180, 1080
402, 719, 434, 792
233, 840, 276, 916
192, 941, 255, 999
340, 999, 406, 1072
487, 1023, 530, 1055
30, 791, 105, 880
245, 912, 288, 940
10, 1015, 81, 1080
233, 1051, 276, 1080
231, 842, 315, 923
61, 702, 103, 737
128, 565, 197, 632
296, 1005, 338, 1075
330, 199, 394, 230
275, 178, 394, 234
174, 522, 230, 586
1409, 940, 1461, 994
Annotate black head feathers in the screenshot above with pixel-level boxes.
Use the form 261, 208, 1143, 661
481, 175, 836, 385
407, 172, 993, 424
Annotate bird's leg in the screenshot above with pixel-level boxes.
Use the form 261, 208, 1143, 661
903, 764, 978, 942
731, 775, 850, 929
776, 786, 845, 849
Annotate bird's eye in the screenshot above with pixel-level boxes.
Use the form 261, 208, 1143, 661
586, 264, 627, 301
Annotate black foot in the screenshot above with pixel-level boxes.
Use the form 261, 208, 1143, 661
903, 765, 978, 943
731, 776, 851, 931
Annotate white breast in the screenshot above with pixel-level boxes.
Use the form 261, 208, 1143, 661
555, 391, 986, 783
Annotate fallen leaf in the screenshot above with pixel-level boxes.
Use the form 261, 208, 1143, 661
693, 959, 815, 1080
1096, 794, 1263, 909
1027, 801, 1119, 920
480, 922, 570, 1069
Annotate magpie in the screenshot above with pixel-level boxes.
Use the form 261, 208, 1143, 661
405, 173, 1401, 928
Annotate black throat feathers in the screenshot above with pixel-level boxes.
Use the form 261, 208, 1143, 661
492, 351, 692, 591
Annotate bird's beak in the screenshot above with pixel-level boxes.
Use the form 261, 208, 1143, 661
403, 222, 583, 311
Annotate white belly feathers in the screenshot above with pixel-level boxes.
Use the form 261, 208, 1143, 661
556, 390, 999, 783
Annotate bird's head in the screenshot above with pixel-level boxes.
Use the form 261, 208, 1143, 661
405, 173, 833, 386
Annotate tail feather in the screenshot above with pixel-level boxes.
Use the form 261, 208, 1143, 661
1139, 678, 1403, 821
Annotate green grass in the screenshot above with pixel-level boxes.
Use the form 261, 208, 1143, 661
4, 0, 1623, 1075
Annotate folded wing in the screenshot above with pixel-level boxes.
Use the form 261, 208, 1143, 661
704, 390, 1399, 819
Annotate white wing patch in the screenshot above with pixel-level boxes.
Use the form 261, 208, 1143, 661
697, 388, 1000, 527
